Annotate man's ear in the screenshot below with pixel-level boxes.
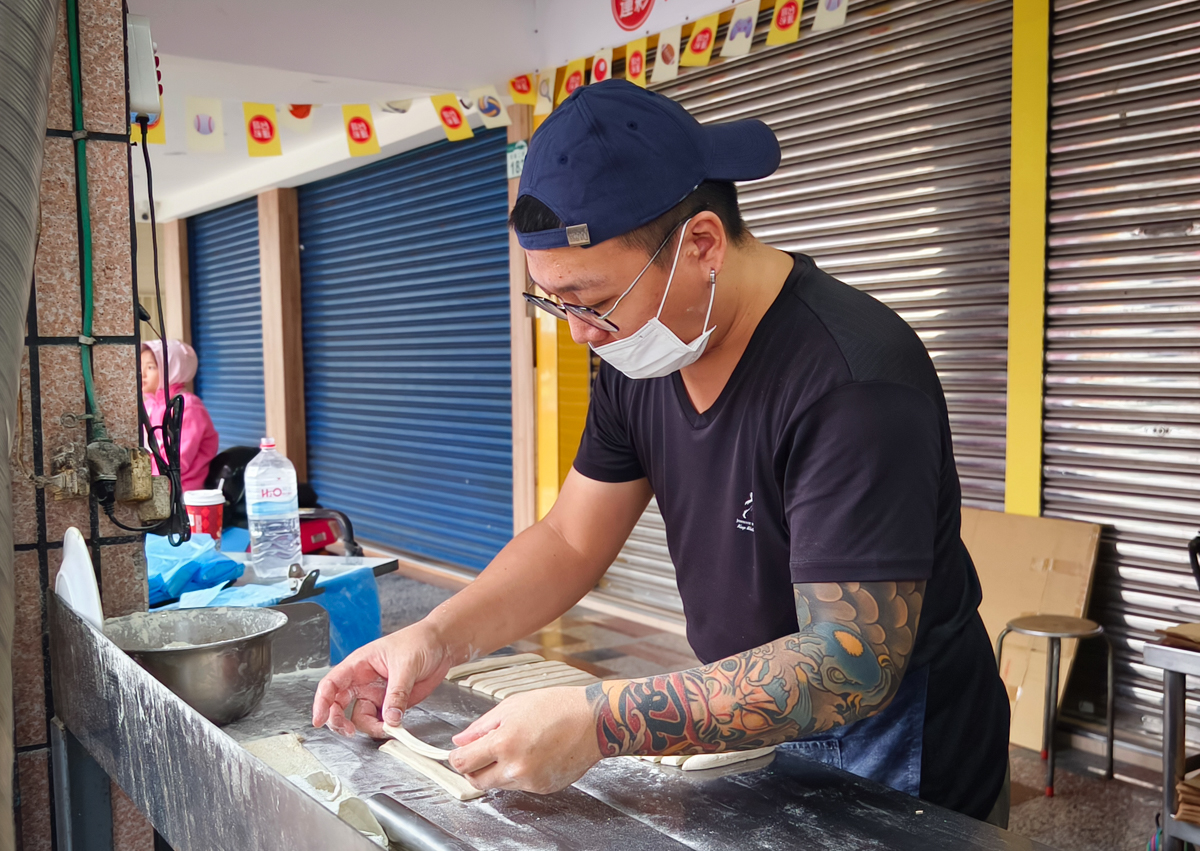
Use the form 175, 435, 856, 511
689, 211, 727, 275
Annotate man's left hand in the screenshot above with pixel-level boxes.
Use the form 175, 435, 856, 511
449, 686, 602, 794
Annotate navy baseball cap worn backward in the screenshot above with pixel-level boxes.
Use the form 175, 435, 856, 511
515, 79, 781, 251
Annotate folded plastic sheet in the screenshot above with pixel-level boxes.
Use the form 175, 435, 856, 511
146, 533, 244, 605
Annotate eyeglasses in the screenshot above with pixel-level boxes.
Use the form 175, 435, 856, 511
522, 220, 685, 333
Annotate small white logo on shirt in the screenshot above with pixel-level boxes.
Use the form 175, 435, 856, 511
737, 492, 755, 533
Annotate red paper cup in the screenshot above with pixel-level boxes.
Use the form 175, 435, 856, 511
184, 489, 225, 549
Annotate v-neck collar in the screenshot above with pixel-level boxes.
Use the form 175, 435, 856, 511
670, 255, 803, 429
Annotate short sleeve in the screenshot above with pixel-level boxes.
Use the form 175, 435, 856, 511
572, 363, 646, 483
785, 381, 942, 583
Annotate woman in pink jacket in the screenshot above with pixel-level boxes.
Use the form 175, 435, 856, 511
141, 339, 220, 493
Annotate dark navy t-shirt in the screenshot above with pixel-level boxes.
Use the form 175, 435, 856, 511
573, 254, 1009, 819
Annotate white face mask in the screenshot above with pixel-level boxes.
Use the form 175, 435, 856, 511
592, 219, 716, 380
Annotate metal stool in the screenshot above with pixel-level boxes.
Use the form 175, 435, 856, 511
996, 614, 1115, 796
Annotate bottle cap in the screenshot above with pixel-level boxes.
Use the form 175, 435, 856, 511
260, 437, 276, 449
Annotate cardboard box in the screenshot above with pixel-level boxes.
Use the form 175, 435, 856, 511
961, 508, 1101, 751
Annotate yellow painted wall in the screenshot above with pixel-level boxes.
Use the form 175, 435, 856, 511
535, 317, 591, 518
1004, 0, 1050, 516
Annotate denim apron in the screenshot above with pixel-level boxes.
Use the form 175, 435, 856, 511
776, 664, 929, 797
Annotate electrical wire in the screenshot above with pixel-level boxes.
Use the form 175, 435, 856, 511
113, 118, 190, 543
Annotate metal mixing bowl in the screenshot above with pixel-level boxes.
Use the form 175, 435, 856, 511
103, 607, 289, 726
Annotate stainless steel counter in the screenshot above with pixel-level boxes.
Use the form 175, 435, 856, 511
52, 594, 1054, 851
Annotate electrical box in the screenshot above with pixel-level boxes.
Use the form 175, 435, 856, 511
115, 447, 153, 502
126, 15, 159, 123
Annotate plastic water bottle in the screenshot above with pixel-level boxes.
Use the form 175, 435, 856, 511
244, 437, 302, 580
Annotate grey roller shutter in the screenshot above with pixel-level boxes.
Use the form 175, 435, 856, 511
599, 0, 1014, 620
187, 198, 266, 450
297, 130, 513, 572
1043, 0, 1200, 749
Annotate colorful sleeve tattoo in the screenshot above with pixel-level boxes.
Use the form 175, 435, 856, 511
587, 580, 925, 756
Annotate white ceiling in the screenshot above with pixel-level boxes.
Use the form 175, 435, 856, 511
128, 0, 736, 219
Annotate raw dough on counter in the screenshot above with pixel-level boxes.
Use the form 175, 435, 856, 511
474, 665, 585, 695
491, 671, 599, 699
446, 653, 544, 680
382, 723, 453, 761
680, 746, 777, 771
244, 732, 328, 778
243, 734, 387, 846
380, 739, 484, 801
462, 661, 566, 690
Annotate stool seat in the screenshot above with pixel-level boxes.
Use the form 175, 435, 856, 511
996, 613, 1114, 796
1006, 614, 1103, 640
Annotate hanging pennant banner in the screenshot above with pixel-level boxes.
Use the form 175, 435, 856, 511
650, 25, 681, 83
185, 97, 224, 153
681, 13, 720, 67
469, 85, 512, 129
280, 104, 316, 134
591, 47, 614, 84
431, 93, 475, 141
242, 103, 281, 156
557, 58, 587, 105
533, 73, 554, 133
342, 104, 380, 156
766, 0, 802, 45
813, 0, 849, 30
624, 37, 648, 87
721, 0, 760, 57
130, 98, 165, 144
509, 74, 537, 105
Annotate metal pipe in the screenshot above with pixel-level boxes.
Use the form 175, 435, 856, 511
0, 0, 57, 839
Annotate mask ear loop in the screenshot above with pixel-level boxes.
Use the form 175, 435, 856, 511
656, 216, 695, 320
700, 268, 716, 333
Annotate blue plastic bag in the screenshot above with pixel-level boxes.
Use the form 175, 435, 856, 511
145, 533, 243, 605
169, 567, 381, 664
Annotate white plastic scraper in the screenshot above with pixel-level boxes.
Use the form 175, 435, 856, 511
55, 527, 104, 628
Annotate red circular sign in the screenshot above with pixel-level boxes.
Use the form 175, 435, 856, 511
612, 0, 654, 31
512, 74, 532, 94
347, 116, 372, 142
628, 50, 644, 78
776, 0, 799, 29
440, 105, 463, 128
690, 27, 713, 53
248, 114, 275, 143
565, 70, 584, 95
593, 58, 609, 82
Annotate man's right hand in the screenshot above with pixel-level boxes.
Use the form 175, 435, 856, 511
311, 621, 453, 738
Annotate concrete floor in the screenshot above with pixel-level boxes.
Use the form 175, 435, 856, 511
377, 571, 1166, 850
1007, 745, 1162, 851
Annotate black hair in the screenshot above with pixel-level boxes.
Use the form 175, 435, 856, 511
509, 180, 749, 266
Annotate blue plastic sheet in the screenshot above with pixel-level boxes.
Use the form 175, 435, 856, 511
146, 533, 243, 605
170, 567, 382, 664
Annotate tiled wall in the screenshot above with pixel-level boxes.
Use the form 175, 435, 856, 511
10, 0, 154, 848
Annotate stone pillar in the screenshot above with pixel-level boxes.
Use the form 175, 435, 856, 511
11, 0, 154, 848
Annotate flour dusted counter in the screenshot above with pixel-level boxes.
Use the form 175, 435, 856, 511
51, 596, 1052, 851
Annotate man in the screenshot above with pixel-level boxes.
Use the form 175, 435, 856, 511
312, 79, 1010, 823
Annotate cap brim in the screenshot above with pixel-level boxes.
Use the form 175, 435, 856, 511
703, 120, 781, 182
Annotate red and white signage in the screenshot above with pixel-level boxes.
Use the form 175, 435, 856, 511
612, 0, 654, 31
591, 47, 614, 83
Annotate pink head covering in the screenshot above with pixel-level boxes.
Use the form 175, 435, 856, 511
142, 339, 198, 388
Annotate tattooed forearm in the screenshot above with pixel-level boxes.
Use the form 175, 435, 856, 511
588, 580, 924, 757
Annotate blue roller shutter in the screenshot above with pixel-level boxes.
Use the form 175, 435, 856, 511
187, 198, 266, 449
298, 130, 512, 571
